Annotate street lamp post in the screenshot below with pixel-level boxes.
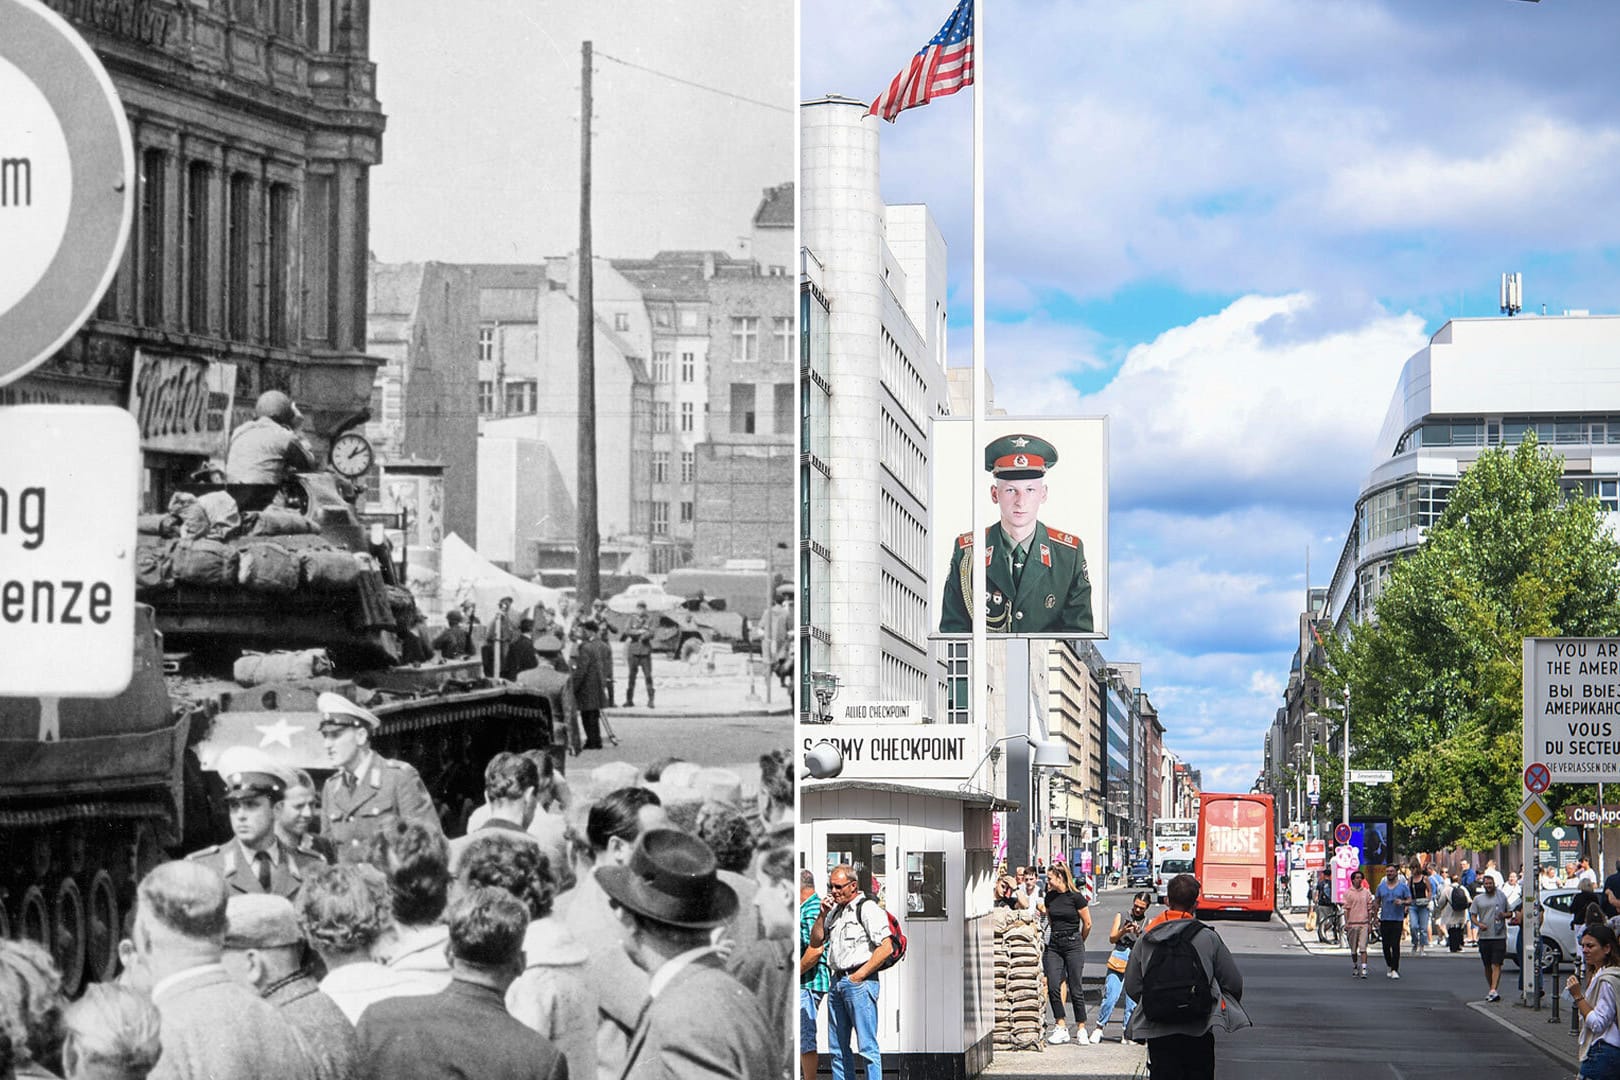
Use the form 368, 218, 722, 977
1342, 687, 1351, 831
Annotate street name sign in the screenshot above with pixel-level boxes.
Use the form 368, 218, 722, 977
1349, 769, 1393, 784
1523, 638, 1620, 783
0, 406, 139, 695
0, 0, 134, 389
1519, 793, 1552, 833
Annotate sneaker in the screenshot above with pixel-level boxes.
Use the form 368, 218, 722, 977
1389, 971, 1401, 980
1486, 990, 1500, 1002
1359, 967, 1368, 979
1047, 1027, 1070, 1045
1088, 1029, 1104, 1045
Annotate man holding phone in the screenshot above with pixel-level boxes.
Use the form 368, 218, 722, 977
809, 866, 893, 1080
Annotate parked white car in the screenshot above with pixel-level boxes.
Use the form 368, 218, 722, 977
1508, 888, 1586, 971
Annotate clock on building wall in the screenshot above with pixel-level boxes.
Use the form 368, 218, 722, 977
328, 431, 375, 478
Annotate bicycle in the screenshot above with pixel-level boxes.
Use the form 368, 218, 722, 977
1316, 904, 1343, 945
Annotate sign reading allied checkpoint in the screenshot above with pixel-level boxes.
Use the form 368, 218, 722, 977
0, 0, 134, 389
0, 406, 139, 696
1523, 638, 1620, 783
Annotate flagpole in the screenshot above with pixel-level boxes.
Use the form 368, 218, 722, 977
971, 0, 988, 762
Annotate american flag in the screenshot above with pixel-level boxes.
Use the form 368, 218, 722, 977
868, 0, 975, 123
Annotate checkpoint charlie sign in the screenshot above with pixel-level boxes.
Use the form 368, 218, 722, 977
1523, 638, 1620, 783
0, 0, 135, 389
802, 723, 979, 781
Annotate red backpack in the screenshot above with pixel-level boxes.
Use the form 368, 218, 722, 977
855, 898, 908, 969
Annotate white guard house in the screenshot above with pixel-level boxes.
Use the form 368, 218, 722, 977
802, 718, 1012, 1079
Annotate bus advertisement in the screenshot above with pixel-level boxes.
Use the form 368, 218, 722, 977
1151, 817, 1197, 905
1194, 792, 1275, 918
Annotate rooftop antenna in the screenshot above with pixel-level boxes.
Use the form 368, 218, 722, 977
1500, 272, 1522, 316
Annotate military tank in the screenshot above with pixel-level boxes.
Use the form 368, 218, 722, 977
0, 473, 567, 994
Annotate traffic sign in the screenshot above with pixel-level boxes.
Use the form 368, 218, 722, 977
1350, 769, 1393, 784
0, 0, 134, 389
1334, 823, 1352, 845
1524, 762, 1552, 794
1524, 638, 1620, 783
1519, 793, 1552, 833
0, 406, 139, 695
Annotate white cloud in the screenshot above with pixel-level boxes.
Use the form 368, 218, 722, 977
1249, 671, 1284, 697
948, 316, 1109, 416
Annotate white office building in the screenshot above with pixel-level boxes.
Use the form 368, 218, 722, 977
1327, 314, 1620, 630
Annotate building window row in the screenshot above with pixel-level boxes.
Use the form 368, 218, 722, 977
1397, 415, 1620, 455
880, 409, 927, 496
881, 651, 927, 703
880, 489, 927, 574
652, 451, 669, 484
880, 327, 929, 427
880, 570, 927, 647
1358, 479, 1454, 547
1560, 477, 1620, 510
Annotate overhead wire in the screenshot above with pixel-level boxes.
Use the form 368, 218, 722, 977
594, 50, 792, 114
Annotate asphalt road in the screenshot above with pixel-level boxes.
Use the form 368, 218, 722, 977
992, 886, 1567, 1078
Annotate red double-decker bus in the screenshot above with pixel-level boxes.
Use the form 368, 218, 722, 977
1194, 792, 1275, 918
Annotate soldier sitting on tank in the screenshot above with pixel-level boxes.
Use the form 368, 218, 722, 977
432, 610, 475, 660
189, 747, 325, 899
317, 693, 445, 863
225, 390, 317, 510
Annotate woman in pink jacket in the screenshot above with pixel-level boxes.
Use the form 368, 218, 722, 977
1343, 870, 1375, 979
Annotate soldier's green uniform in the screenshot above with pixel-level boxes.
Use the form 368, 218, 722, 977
939, 434, 1094, 634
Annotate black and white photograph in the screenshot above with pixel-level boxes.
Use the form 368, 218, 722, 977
0, 1, 793, 1077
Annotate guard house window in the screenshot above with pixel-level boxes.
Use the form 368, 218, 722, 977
652, 502, 669, 535
825, 833, 888, 904
680, 500, 693, 524
478, 381, 495, 415
614, 312, 630, 332
185, 162, 210, 334
731, 316, 758, 362
774, 316, 793, 363
652, 451, 669, 483
226, 173, 252, 340
907, 852, 946, 919
681, 451, 695, 484
267, 183, 293, 347
680, 352, 695, 383
653, 351, 671, 382
731, 384, 755, 434
680, 402, 694, 433
504, 380, 535, 415
479, 326, 495, 363
654, 402, 670, 434
140, 149, 167, 327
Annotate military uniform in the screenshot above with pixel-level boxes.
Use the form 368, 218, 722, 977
939, 433, 1095, 634
623, 609, 656, 706
187, 837, 324, 899
316, 692, 444, 861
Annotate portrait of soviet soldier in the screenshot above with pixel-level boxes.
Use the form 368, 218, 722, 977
939, 433, 1094, 634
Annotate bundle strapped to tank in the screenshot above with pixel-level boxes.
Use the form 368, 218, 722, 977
371, 687, 553, 735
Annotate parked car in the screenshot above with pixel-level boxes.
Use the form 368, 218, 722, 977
1507, 888, 1583, 971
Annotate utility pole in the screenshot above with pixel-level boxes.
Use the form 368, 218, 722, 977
576, 40, 600, 606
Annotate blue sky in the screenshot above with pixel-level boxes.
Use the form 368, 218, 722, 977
804, 0, 1620, 793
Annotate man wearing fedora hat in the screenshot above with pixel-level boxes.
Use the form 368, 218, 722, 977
940, 433, 1094, 634
317, 692, 444, 861
188, 746, 325, 899
601, 828, 773, 1080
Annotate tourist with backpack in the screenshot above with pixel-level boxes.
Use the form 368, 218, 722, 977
1440, 869, 1472, 953
1123, 873, 1250, 1079
808, 864, 897, 1080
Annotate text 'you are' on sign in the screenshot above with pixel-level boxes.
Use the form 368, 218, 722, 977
0, 407, 140, 697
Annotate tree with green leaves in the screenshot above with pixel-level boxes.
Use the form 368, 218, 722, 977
1313, 435, 1620, 851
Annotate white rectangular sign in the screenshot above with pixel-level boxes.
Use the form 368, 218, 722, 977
1523, 637, 1620, 783
1350, 769, 1393, 784
0, 406, 139, 695
836, 700, 924, 724
801, 722, 980, 781
128, 350, 237, 456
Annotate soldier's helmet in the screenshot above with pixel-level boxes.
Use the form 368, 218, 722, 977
254, 390, 297, 425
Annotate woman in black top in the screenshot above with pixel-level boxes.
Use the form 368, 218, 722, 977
1407, 861, 1432, 957
1038, 863, 1093, 1044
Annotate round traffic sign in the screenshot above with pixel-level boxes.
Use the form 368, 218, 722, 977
1334, 823, 1351, 845
1525, 762, 1552, 795
0, 0, 134, 389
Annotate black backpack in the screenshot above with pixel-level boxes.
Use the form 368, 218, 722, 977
1140, 920, 1214, 1024
1449, 885, 1470, 912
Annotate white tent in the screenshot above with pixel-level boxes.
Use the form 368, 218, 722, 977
437, 532, 561, 621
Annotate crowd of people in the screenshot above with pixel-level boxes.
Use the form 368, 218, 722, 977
0, 725, 798, 1080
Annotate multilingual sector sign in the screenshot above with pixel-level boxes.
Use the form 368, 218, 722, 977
1523, 638, 1620, 783
0, 0, 134, 389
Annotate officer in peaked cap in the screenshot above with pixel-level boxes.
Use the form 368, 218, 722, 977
939, 433, 1094, 635
316, 691, 444, 861
187, 746, 325, 898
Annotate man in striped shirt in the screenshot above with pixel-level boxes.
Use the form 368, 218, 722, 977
800, 870, 832, 1080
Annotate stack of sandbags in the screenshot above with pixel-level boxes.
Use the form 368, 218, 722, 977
993, 910, 1046, 1051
